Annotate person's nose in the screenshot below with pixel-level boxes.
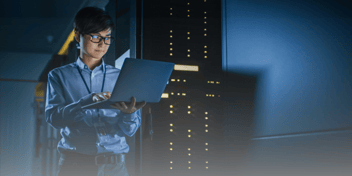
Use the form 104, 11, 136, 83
98, 37, 105, 46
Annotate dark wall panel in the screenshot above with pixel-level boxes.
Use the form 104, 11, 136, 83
222, 0, 352, 175
224, 0, 352, 137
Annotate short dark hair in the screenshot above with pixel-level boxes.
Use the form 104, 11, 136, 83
73, 6, 115, 35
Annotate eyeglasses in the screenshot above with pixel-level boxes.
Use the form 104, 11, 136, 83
86, 34, 115, 45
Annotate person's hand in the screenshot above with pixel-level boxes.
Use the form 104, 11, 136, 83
92, 91, 111, 102
110, 97, 146, 114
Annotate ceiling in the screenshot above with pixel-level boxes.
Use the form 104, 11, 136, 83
0, 0, 109, 54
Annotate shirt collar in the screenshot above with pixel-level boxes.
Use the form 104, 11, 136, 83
76, 56, 106, 72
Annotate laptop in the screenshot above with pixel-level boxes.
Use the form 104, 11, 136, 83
81, 58, 175, 109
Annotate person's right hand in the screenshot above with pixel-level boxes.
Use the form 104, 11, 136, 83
92, 91, 111, 102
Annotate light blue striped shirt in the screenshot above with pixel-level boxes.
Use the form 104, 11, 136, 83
45, 57, 141, 155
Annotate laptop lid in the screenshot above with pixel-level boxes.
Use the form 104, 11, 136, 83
108, 58, 174, 103
83, 58, 174, 109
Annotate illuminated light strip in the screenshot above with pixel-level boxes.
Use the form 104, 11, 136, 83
161, 93, 169, 98
174, 64, 199, 72
58, 29, 75, 55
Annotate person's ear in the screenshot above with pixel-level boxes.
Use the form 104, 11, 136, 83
74, 31, 80, 43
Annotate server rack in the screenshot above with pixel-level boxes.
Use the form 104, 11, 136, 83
139, 1, 224, 176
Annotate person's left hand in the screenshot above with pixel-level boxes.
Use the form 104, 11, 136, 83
110, 97, 146, 114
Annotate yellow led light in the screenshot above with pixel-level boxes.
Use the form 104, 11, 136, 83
206, 161, 208, 163
183, 79, 186, 82
170, 105, 173, 108
205, 143, 208, 145
177, 93, 180, 96
170, 110, 173, 114
188, 148, 191, 150
188, 49, 190, 52
170, 8, 172, 10
204, 17, 207, 19
206, 166, 209, 169
170, 53, 173, 56
211, 81, 214, 84
188, 153, 191, 156
188, 135, 191, 138
161, 93, 169, 98
170, 43, 173, 45
204, 0, 207, 2
204, 51, 207, 53
204, 45, 207, 48
204, 34, 207, 36
170, 142, 173, 145
170, 13, 172, 15
204, 56, 207, 58
182, 93, 186, 96
205, 112, 208, 114
188, 10, 190, 12
216, 81, 220, 84
174, 64, 199, 72
204, 12, 207, 14
170, 30, 173, 33
188, 129, 191, 132
187, 32, 190, 34
188, 111, 191, 114
171, 92, 174, 95
170, 35, 173, 38
204, 28, 207, 31
187, 2, 190, 5
170, 167, 173, 169
205, 124, 208, 127
170, 161, 173, 163
205, 117, 208, 120
218, 95, 221, 97
212, 94, 214, 97
170, 129, 173, 132
188, 106, 191, 109
170, 148, 173, 151
187, 15, 190, 17
177, 79, 180, 82
205, 148, 208, 151
188, 161, 191, 163
188, 167, 191, 169
206, 94, 209, 96
205, 129, 208, 132
187, 54, 190, 57
204, 21, 207, 24
170, 123, 173, 126
187, 37, 190, 39
170, 48, 173, 51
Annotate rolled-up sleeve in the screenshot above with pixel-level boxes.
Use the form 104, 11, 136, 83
117, 109, 141, 137
45, 71, 95, 129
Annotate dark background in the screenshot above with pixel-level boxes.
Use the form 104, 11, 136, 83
1, 0, 352, 175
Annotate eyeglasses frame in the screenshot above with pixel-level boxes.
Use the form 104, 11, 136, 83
84, 33, 115, 45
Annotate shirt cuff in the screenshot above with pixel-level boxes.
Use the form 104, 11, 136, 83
79, 93, 96, 106
120, 110, 138, 119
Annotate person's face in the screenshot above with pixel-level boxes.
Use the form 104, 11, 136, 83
75, 28, 111, 60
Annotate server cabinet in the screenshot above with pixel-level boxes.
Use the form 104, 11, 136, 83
139, 1, 224, 176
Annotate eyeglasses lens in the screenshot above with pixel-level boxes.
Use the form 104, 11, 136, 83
91, 35, 114, 45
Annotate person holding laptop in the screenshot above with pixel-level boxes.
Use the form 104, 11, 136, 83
45, 6, 146, 176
